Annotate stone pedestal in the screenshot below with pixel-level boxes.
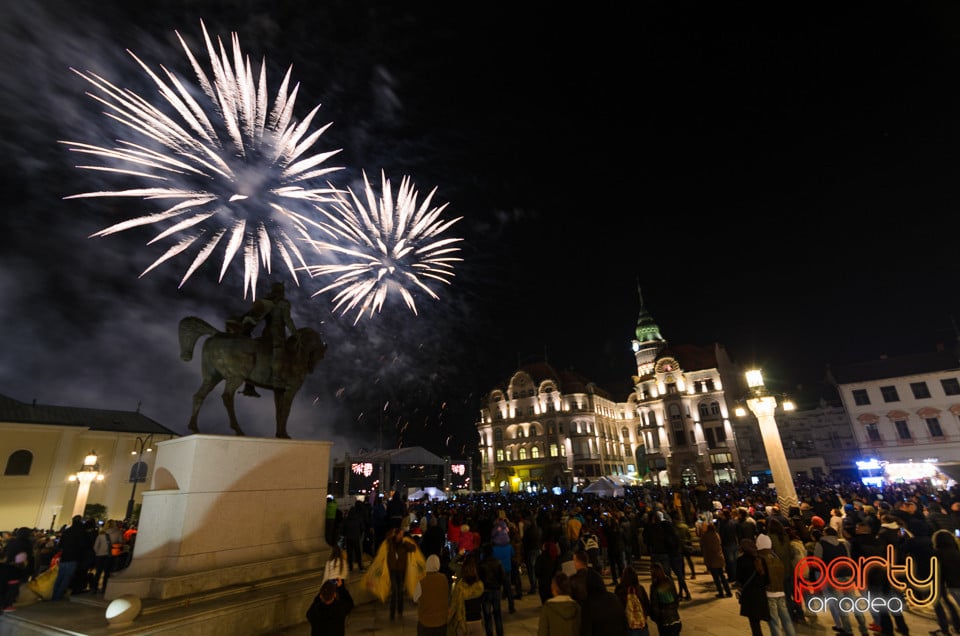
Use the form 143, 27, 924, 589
108, 435, 333, 600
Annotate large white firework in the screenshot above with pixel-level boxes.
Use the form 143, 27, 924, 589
303, 171, 463, 324
61, 21, 343, 298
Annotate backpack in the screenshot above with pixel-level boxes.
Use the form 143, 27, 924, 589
625, 586, 647, 630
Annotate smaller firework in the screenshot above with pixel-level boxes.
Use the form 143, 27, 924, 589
303, 171, 463, 324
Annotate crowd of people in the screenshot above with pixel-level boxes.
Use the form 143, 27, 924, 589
0, 515, 139, 611
313, 477, 960, 636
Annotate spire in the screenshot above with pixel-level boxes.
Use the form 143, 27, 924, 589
634, 281, 665, 345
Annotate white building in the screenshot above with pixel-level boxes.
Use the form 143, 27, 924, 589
0, 393, 178, 530
830, 348, 960, 484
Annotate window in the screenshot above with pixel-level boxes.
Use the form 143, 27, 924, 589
852, 389, 870, 406
621, 427, 629, 441
532, 446, 540, 459
926, 418, 944, 437
910, 382, 931, 399
880, 386, 900, 403
894, 420, 911, 440
4, 450, 32, 476
705, 428, 716, 449
865, 424, 881, 442
942, 378, 960, 396
518, 448, 527, 460
710, 401, 721, 416
673, 426, 687, 447
505, 450, 512, 461
494, 430, 503, 442
496, 449, 504, 462
129, 460, 148, 483
698, 403, 709, 418
550, 444, 558, 457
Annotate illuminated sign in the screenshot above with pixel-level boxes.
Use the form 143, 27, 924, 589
451, 464, 466, 476
352, 462, 374, 477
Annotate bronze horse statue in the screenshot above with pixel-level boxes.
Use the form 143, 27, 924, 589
178, 316, 326, 438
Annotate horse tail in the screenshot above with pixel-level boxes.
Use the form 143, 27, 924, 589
178, 316, 220, 362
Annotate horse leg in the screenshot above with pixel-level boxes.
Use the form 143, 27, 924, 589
221, 378, 245, 436
274, 388, 292, 439
189, 373, 222, 433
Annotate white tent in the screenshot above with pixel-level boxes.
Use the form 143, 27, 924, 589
581, 477, 624, 497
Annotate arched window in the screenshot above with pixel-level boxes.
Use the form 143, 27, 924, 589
621, 427, 630, 441
4, 450, 32, 476
532, 445, 540, 459
494, 429, 503, 442
698, 403, 710, 418
519, 447, 527, 460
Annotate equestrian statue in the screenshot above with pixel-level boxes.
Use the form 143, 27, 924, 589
178, 282, 326, 439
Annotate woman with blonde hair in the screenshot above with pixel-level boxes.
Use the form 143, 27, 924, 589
448, 554, 484, 635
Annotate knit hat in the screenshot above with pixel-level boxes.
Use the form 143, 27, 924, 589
755, 534, 772, 551
426, 555, 440, 572
810, 515, 825, 528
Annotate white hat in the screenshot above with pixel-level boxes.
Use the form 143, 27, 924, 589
755, 533, 772, 551
426, 555, 440, 572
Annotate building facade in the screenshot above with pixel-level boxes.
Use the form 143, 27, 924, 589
830, 349, 960, 483
475, 291, 872, 492
0, 393, 178, 530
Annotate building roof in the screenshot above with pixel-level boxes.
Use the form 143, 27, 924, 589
657, 343, 719, 371
828, 349, 960, 384
348, 446, 449, 465
0, 393, 177, 435
510, 360, 616, 400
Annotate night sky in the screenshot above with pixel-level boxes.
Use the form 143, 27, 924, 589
2, 1, 960, 463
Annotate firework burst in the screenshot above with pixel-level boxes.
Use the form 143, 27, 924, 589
61, 21, 343, 298
303, 170, 463, 324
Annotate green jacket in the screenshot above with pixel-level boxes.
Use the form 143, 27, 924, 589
538, 595, 581, 636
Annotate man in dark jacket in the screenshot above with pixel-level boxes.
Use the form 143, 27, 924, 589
579, 566, 628, 636
306, 578, 354, 636
51, 516, 90, 601
478, 543, 506, 636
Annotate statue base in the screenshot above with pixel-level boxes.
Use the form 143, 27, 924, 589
108, 435, 333, 601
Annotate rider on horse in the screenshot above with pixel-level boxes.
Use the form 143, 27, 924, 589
226, 281, 297, 396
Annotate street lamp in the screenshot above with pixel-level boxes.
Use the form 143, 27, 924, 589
740, 369, 799, 511
68, 450, 104, 518
125, 434, 154, 522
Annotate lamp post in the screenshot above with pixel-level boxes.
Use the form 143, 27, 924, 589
50, 505, 62, 531
125, 434, 154, 522
68, 450, 104, 518
740, 369, 799, 511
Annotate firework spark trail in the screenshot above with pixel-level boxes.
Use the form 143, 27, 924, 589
60, 20, 343, 298
302, 170, 463, 324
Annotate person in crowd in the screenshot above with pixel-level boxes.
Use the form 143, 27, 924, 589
736, 538, 769, 636
569, 550, 605, 604
448, 554, 484, 636
306, 578, 354, 636
52, 515, 90, 602
522, 516, 542, 596
535, 538, 561, 605
1, 527, 34, 611
755, 533, 795, 636
614, 565, 651, 636
414, 554, 449, 636
422, 515, 447, 561
849, 521, 900, 636
672, 512, 697, 581
698, 522, 731, 598
648, 561, 682, 636
491, 527, 517, 614
578, 559, 627, 636
665, 513, 691, 601
324, 544, 349, 584
478, 542, 506, 636
325, 494, 340, 546
643, 510, 673, 578
604, 513, 626, 589
343, 504, 367, 573
717, 507, 740, 583
538, 571, 581, 636
813, 526, 865, 636
931, 528, 960, 636
385, 526, 418, 621
91, 525, 113, 594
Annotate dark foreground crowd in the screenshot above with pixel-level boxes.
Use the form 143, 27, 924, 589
0, 515, 139, 611
310, 477, 960, 636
